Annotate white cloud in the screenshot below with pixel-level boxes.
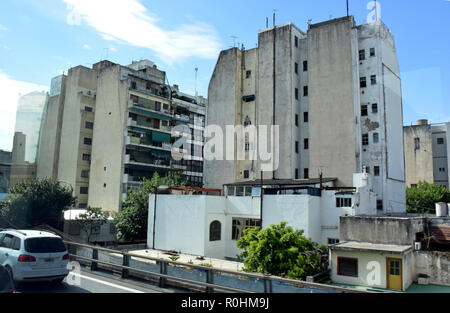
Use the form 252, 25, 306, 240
0, 24, 7, 32
83, 44, 91, 49
109, 47, 117, 52
0, 71, 48, 151
62, 0, 221, 64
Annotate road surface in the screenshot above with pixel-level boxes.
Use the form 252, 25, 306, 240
15, 266, 172, 293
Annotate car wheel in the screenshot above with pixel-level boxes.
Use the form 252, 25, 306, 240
5, 266, 18, 289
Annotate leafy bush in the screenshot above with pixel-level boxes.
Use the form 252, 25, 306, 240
406, 181, 450, 214
236, 222, 328, 281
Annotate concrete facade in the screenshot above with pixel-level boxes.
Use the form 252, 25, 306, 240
404, 121, 450, 188
205, 16, 406, 214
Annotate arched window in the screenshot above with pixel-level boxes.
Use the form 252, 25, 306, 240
209, 221, 221, 242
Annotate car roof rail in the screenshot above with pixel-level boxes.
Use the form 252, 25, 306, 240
5, 229, 27, 236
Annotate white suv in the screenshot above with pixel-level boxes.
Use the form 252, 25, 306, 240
0, 230, 70, 285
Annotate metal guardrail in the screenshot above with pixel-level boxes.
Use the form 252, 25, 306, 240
64, 241, 367, 294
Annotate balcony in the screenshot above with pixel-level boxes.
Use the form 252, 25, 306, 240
128, 100, 173, 120
127, 117, 171, 134
125, 135, 172, 151
124, 154, 171, 169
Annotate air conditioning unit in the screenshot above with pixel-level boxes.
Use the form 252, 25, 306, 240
414, 242, 422, 251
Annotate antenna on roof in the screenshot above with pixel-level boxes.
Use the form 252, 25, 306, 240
273, 9, 278, 27
195, 67, 198, 97
346, 0, 349, 17
266, 17, 269, 28
230, 36, 238, 48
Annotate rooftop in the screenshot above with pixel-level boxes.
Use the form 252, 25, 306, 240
224, 178, 337, 187
330, 241, 412, 254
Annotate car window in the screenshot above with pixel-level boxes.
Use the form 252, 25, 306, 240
11, 237, 21, 251
0, 234, 5, 246
0, 235, 14, 249
24, 237, 66, 253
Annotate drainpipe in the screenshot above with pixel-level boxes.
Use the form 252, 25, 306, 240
260, 170, 264, 227
152, 186, 158, 249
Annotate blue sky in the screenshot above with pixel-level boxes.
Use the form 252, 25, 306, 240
0, 0, 449, 151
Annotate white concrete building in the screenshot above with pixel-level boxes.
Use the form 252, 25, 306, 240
148, 172, 377, 260
205, 16, 406, 215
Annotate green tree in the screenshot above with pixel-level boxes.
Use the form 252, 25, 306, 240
406, 181, 450, 214
0, 178, 75, 229
236, 222, 328, 281
75, 207, 109, 243
114, 171, 187, 241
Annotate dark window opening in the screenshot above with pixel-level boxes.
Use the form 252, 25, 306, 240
437, 138, 444, 145
359, 49, 365, 61
370, 48, 376, 57
246, 70, 251, 79
209, 221, 221, 241
304, 168, 309, 179
360, 77, 367, 88
414, 138, 420, 150
372, 103, 378, 114
303, 61, 308, 72
374, 166, 380, 176
337, 257, 358, 277
84, 138, 92, 145
304, 112, 309, 123
303, 86, 308, 97
304, 138, 309, 150
295, 114, 299, 127
371, 75, 377, 85
362, 134, 369, 146
361, 105, 368, 116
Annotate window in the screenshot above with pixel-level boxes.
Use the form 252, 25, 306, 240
24, 238, 66, 253
295, 168, 299, 179
337, 257, 358, 277
372, 103, 378, 114
294, 36, 298, 47
336, 197, 352, 208
414, 138, 420, 150
304, 112, 309, 123
295, 63, 298, 74
303, 61, 308, 72
437, 138, 444, 145
80, 187, 88, 194
85, 121, 94, 129
295, 141, 299, 154
82, 154, 91, 161
131, 81, 137, 89
85, 106, 93, 112
11, 237, 21, 250
304, 168, 309, 179
360, 77, 367, 88
371, 75, 377, 85
295, 114, 299, 127
244, 170, 249, 179
361, 105, 368, 117
232, 218, 261, 240
377, 200, 383, 211
373, 133, 379, 143
362, 134, 369, 146
0, 234, 13, 248
304, 138, 309, 150
246, 70, 251, 79
303, 86, 308, 97
78, 203, 87, 209
209, 221, 221, 241
359, 49, 365, 61
81, 170, 89, 178
374, 166, 380, 176
84, 138, 92, 145
328, 238, 340, 245
370, 48, 376, 57
295, 88, 299, 100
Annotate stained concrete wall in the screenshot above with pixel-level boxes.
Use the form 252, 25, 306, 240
403, 124, 434, 187
414, 251, 450, 286
307, 17, 358, 187
205, 49, 239, 189
339, 216, 427, 246
88, 65, 128, 212
36, 76, 67, 181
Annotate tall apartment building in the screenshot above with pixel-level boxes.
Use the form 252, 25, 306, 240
171, 85, 207, 187
205, 16, 406, 214
403, 120, 450, 188
37, 59, 206, 211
